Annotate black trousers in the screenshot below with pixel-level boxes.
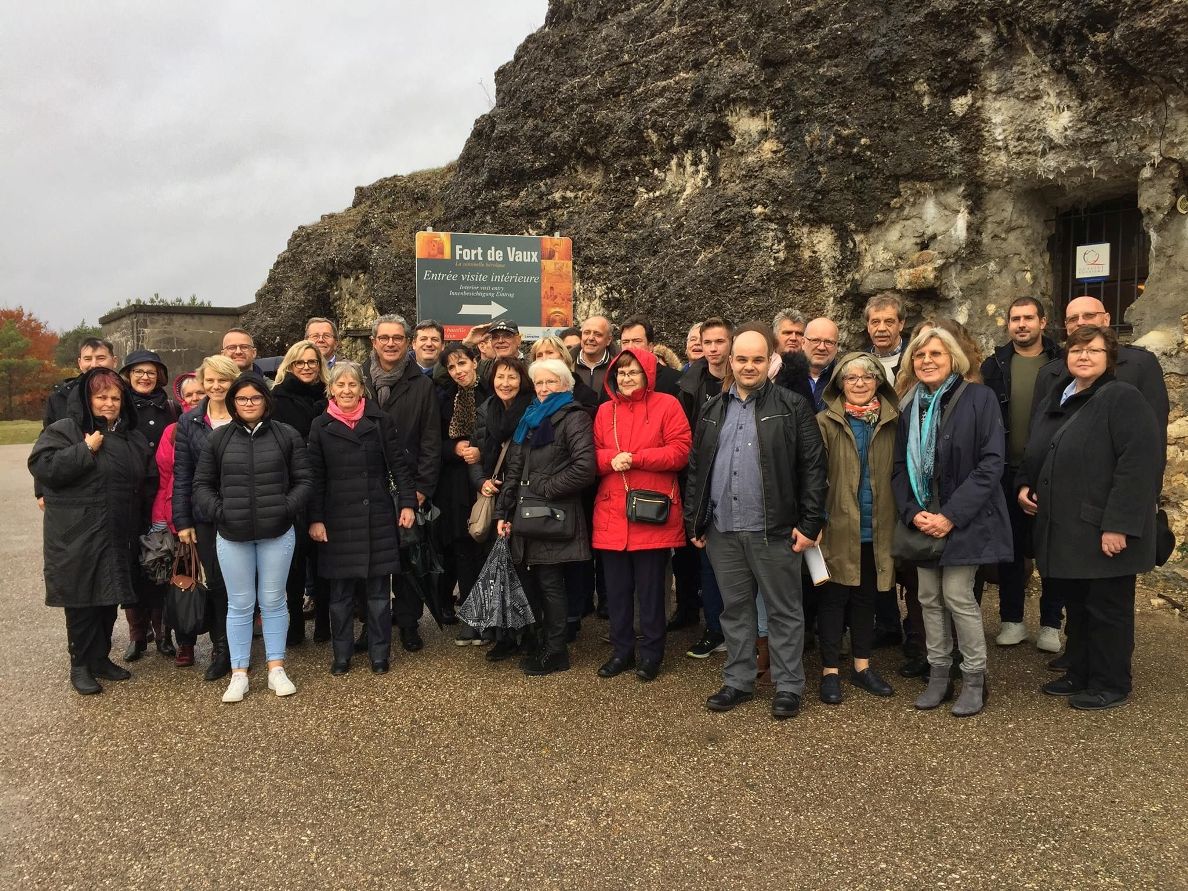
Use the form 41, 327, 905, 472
601, 548, 670, 663
64, 604, 118, 667
818, 543, 878, 669
440, 535, 486, 611
564, 558, 595, 622
671, 542, 701, 617
175, 521, 229, 648
519, 562, 568, 655
1047, 575, 1136, 696
330, 576, 391, 664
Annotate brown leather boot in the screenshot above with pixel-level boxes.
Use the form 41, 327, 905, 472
756, 636, 773, 688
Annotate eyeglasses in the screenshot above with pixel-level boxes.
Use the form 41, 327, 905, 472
223, 344, 254, 353
291, 359, 320, 369
841, 374, 876, 384
374, 334, 407, 344
805, 337, 838, 348
130, 369, 156, 378
1065, 312, 1105, 325
234, 395, 265, 406
616, 369, 644, 378
1068, 347, 1107, 357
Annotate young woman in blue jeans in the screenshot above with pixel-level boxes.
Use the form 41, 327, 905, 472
193, 373, 313, 702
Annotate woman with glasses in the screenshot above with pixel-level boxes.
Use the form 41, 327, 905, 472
892, 327, 1011, 717
193, 374, 313, 702
591, 349, 691, 682
1016, 326, 1160, 710
173, 355, 240, 676
118, 349, 179, 661
272, 340, 329, 643
495, 359, 596, 676
815, 353, 899, 704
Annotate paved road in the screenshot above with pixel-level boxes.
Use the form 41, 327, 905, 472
1, 442, 1186, 890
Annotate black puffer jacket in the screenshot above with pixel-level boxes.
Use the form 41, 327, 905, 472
684, 379, 828, 541
496, 402, 596, 565
192, 377, 313, 542
28, 369, 151, 608
307, 401, 416, 578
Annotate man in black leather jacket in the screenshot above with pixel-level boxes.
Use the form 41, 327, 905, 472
684, 324, 828, 720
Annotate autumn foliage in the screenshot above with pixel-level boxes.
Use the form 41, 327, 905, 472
0, 307, 62, 420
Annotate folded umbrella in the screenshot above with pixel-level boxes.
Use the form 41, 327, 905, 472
398, 502, 446, 629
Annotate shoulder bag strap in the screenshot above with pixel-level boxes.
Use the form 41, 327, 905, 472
612, 400, 676, 499
491, 440, 511, 480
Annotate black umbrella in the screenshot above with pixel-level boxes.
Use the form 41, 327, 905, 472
398, 502, 446, 629
139, 529, 178, 585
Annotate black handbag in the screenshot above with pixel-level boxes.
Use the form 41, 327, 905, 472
164, 540, 209, 638
613, 402, 673, 525
891, 517, 946, 565
515, 447, 577, 541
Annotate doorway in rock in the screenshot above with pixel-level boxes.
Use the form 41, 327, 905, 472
1049, 195, 1148, 335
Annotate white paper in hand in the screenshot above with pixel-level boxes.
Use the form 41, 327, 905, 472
803, 544, 830, 586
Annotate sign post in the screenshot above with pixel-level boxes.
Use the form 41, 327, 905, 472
415, 231, 573, 340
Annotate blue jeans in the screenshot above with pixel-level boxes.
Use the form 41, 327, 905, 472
217, 528, 296, 669
699, 549, 724, 634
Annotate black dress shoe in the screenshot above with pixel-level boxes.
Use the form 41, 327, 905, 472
70, 665, 102, 695
851, 667, 894, 697
123, 640, 147, 662
371, 660, 390, 674
597, 655, 635, 678
898, 652, 929, 678
706, 685, 754, 712
156, 635, 177, 658
772, 691, 802, 720
91, 657, 131, 681
819, 673, 843, 704
399, 627, 424, 653
525, 650, 571, 676
635, 660, 660, 682
330, 659, 350, 676
1041, 675, 1085, 697
1069, 689, 1128, 710
486, 638, 519, 662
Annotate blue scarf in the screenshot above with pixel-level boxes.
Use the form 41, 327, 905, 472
906, 373, 959, 508
513, 391, 574, 444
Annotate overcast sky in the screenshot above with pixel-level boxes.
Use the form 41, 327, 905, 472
0, 1, 549, 332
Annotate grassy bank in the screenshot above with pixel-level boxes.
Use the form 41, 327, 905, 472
0, 421, 41, 446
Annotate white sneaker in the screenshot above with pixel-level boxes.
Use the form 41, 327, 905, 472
268, 667, 297, 697
222, 673, 249, 703
996, 621, 1028, 646
1036, 626, 1062, 653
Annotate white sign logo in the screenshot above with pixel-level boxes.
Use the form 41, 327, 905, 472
1075, 242, 1111, 280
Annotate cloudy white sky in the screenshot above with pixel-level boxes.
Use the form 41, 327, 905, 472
0, 1, 549, 332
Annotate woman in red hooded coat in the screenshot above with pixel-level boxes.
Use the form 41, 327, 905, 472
592, 347, 692, 681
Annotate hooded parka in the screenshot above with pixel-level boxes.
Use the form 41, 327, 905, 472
816, 353, 901, 589
592, 348, 691, 551
29, 368, 151, 607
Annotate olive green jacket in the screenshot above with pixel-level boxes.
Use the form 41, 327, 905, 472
815, 353, 900, 589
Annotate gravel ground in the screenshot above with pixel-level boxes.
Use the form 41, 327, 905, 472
1, 443, 1185, 890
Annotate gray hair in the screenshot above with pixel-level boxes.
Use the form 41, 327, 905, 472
326, 361, 364, 391
863, 292, 904, 322
305, 316, 338, 338
371, 314, 409, 339
773, 308, 806, 329
528, 358, 575, 391
836, 353, 884, 382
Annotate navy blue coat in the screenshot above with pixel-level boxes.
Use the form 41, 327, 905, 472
892, 382, 1013, 567
171, 398, 217, 530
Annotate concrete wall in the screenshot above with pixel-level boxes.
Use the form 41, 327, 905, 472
100, 304, 247, 383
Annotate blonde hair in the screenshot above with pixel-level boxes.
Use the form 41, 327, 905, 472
530, 335, 576, 370
275, 339, 328, 386
197, 354, 241, 383
895, 326, 971, 397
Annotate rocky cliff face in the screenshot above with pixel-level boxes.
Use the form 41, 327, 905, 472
246, 0, 1188, 569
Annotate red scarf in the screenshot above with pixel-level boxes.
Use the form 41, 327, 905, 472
328, 396, 366, 429
844, 397, 880, 425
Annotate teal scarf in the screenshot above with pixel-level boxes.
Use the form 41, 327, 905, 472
907, 373, 959, 508
513, 391, 574, 444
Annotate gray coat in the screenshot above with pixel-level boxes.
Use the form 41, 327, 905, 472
1017, 379, 1161, 579
496, 403, 596, 566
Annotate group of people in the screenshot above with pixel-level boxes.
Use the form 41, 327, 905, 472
30, 293, 1168, 716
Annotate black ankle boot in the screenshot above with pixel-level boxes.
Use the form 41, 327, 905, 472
70, 665, 102, 695
204, 640, 231, 681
